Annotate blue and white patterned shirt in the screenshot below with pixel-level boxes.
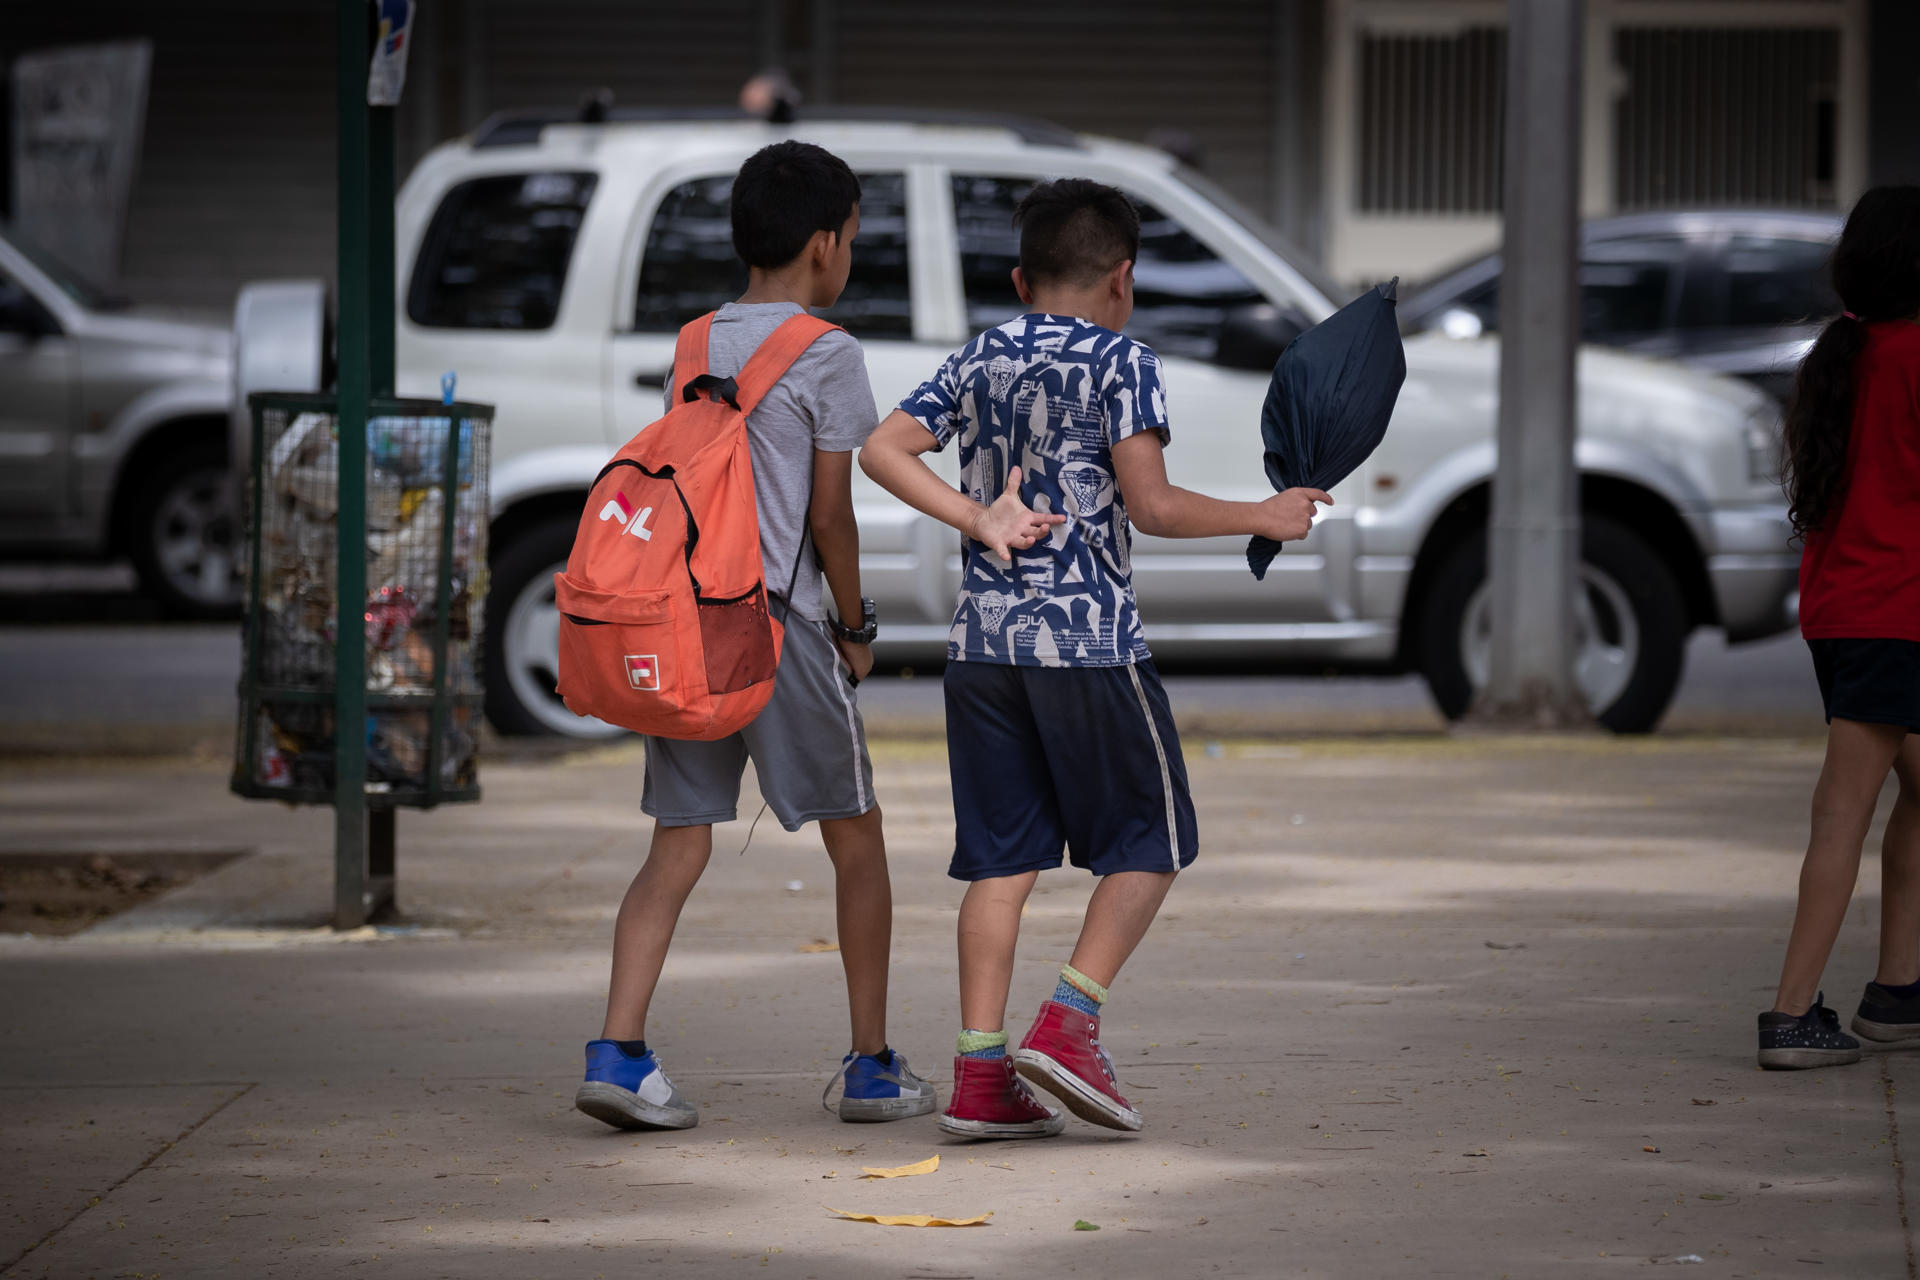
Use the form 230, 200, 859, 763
900, 313, 1172, 667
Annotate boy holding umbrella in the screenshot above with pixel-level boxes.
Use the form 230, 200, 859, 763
860, 178, 1328, 1136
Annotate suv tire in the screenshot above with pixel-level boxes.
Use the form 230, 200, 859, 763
484, 512, 626, 739
128, 438, 243, 619
1416, 515, 1688, 733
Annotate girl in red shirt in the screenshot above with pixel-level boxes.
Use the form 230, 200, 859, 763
1761, 186, 1920, 1069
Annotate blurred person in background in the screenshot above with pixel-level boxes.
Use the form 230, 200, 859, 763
1759, 187, 1920, 1070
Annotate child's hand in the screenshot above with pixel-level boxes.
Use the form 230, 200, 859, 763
969, 466, 1068, 559
834, 636, 875, 686
1254, 488, 1333, 542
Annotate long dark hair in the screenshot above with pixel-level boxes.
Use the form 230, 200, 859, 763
1783, 186, 1920, 537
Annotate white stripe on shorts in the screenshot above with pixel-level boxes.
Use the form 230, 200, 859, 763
832, 638, 868, 813
1126, 664, 1179, 871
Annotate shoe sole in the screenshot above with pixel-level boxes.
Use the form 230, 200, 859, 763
1851, 1014, 1920, 1043
1013, 1049, 1144, 1131
573, 1082, 699, 1131
1756, 1046, 1862, 1070
936, 1111, 1066, 1140
839, 1092, 940, 1123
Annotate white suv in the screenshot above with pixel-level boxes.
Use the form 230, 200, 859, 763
234, 108, 1797, 737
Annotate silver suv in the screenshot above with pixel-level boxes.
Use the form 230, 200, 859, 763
235, 107, 1798, 737
0, 225, 237, 616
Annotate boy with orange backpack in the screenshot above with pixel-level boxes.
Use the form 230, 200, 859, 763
561, 141, 935, 1130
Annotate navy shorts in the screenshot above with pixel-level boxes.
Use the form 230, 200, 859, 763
1808, 638, 1920, 733
943, 659, 1199, 881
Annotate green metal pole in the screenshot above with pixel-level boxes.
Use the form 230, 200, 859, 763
369, 102, 396, 397
334, 0, 372, 928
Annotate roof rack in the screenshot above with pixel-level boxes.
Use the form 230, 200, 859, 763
471, 103, 1083, 150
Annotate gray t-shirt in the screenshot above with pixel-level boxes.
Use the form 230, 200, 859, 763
663, 301, 878, 621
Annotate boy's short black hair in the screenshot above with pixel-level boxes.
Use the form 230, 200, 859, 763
1014, 179, 1141, 289
730, 141, 862, 269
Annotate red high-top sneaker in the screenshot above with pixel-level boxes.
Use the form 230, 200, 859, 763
1014, 1000, 1144, 1131
936, 1054, 1065, 1140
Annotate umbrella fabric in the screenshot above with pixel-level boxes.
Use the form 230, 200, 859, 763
1248, 278, 1406, 579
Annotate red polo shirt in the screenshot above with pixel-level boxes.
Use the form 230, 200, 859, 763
1799, 320, 1920, 642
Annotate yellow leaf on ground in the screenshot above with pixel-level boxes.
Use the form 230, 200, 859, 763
827, 1207, 991, 1228
859, 1155, 939, 1179
797, 939, 840, 953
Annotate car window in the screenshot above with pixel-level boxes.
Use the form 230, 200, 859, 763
1443, 237, 1687, 341
631, 172, 911, 339
1721, 234, 1837, 329
2, 222, 126, 311
1579, 235, 1687, 340
950, 174, 1266, 362
0, 272, 45, 335
406, 171, 598, 331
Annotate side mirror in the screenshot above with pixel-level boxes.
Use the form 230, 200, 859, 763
1214, 303, 1311, 372
1437, 306, 1485, 340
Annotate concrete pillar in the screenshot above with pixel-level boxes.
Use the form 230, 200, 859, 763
1467, 0, 1594, 730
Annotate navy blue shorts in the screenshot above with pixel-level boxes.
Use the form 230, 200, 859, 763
1809, 638, 1920, 732
943, 659, 1199, 881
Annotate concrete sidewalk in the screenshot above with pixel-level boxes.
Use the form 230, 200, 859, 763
2, 733, 1911, 1278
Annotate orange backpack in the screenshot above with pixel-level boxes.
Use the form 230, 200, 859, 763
553, 311, 840, 740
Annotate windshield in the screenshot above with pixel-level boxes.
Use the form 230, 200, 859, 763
1173, 164, 1341, 309
0, 222, 130, 311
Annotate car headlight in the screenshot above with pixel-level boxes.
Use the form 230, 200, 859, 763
1744, 403, 1782, 485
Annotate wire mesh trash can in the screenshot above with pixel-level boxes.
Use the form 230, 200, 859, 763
233, 392, 492, 807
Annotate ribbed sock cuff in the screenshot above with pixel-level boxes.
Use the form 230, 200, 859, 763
958, 1028, 1009, 1059
1058, 964, 1109, 1010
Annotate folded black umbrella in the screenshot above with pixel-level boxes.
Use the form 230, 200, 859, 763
1248, 278, 1406, 580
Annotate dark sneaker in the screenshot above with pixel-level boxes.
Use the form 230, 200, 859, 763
1852, 983, 1920, 1043
822, 1049, 939, 1122
574, 1041, 699, 1130
1757, 993, 1862, 1070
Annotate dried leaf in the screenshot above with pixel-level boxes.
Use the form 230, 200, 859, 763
797, 939, 840, 953
859, 1155, 939, 1179
827, 1207, 991, 1228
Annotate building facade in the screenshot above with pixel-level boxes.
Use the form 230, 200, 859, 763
3, 0, 1914, 309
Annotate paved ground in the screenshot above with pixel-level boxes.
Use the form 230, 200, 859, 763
2, 731, 1913, 1278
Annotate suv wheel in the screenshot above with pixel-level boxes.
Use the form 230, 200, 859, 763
483, 514, 626, 739
1416, 516, 1688, 733
128, 440, 243, 618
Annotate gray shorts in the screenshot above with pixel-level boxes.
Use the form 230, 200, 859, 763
641, 610, 876, 832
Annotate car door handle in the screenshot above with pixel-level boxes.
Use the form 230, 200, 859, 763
632, 370, 668, 390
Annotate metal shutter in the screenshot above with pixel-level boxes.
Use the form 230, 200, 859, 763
478, 0, 763, 111
4, 1, 336, 312
827, 0, 1281, 218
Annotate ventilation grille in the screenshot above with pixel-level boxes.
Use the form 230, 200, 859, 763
1614, 26, 1840, 209
1356, 26, 1507, 215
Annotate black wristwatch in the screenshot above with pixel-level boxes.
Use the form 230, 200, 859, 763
831, 598, 878, 645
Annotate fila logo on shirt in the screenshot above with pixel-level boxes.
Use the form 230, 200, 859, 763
597, 491, 654, 541
624, 654, 660, 692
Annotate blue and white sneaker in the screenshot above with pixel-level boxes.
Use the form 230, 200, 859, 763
822, 1048, 939, 1123
574, 1041, 699, 1130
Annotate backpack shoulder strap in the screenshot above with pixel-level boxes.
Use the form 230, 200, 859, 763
731, 314, 843, 416
671, 312, 716, 402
